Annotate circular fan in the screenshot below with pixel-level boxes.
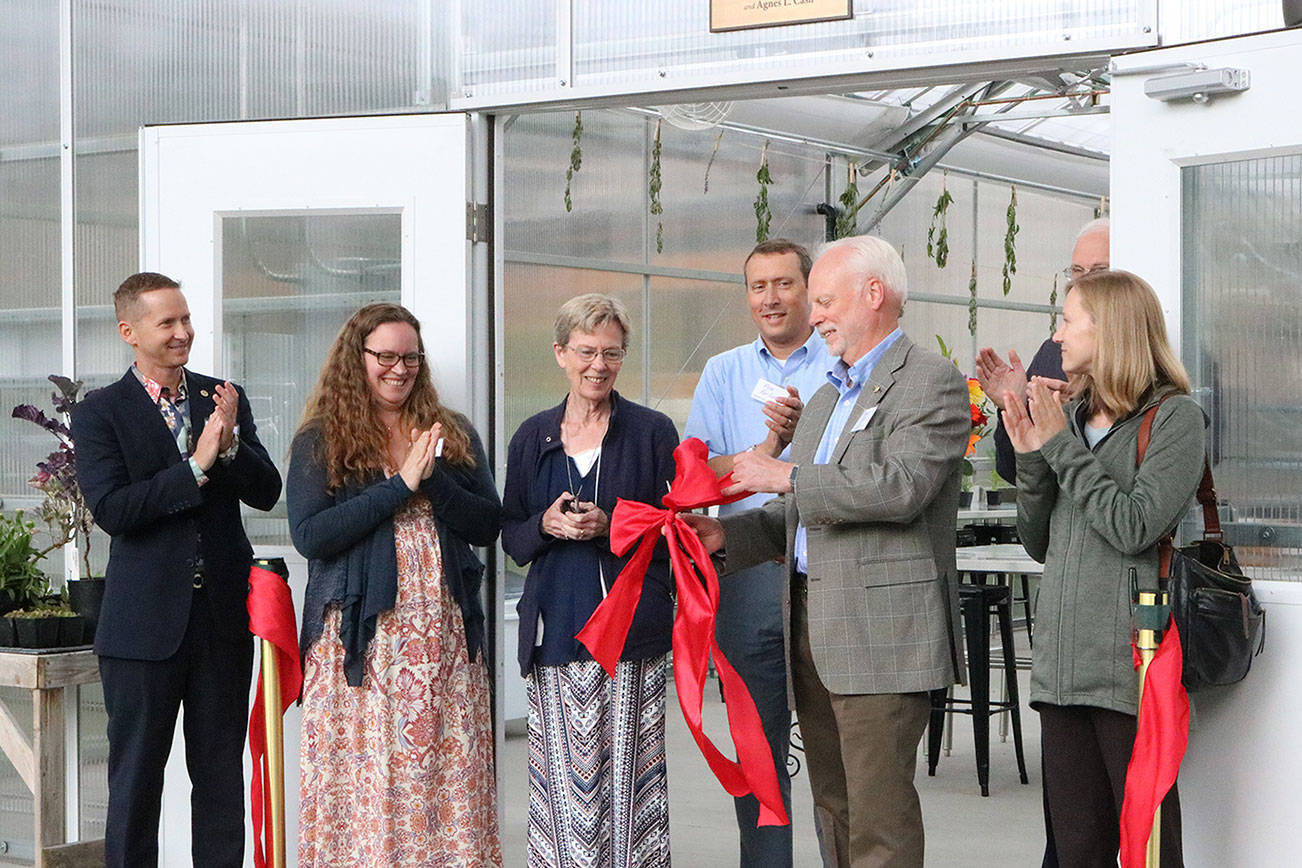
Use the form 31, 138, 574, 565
655, 101, 735, 131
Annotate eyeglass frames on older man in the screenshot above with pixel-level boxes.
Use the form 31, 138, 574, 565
363, 347, 425, 368
565, 345, 627, 364
1060, 263, 1109, 281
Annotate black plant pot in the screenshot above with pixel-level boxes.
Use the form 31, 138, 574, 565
58, 615, 86, 646
15, 616, 61, 649
0, 617, 17, 647
958, 491, 973, 508
985, 489, 1002, 508
68, 578, 106, 643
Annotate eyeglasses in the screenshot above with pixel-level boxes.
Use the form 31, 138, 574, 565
1060, 264, 1109, 281
566, 345, 627, 364
364, 347, 424, 368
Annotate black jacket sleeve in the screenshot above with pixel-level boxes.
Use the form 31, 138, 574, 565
420, 421, 502, 547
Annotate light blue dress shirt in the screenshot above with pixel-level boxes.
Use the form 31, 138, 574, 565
794, 328, 903, 572
684, 329, 834, 516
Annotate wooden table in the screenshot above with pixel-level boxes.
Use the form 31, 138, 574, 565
0, 648, 105, 867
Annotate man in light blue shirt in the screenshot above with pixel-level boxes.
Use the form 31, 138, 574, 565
684, 239, 834, 867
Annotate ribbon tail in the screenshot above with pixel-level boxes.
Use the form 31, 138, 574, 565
667, 521, 790, 826
577, 533, 657, 677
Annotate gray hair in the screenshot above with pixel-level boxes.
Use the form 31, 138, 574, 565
1076, 216, 1109, 241
816, 234, 909, 310
554, 293, 631, 348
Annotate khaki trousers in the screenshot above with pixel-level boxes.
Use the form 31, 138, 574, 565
791, 583, 931, 868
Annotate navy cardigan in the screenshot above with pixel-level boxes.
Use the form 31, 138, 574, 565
503, 391, 679, 677
288, 415, 502, 685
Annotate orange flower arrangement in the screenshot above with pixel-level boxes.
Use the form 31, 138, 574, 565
966, 377, 992, 458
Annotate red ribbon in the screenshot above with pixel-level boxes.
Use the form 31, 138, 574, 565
576, 437, 790, 827
247, 564, 304, 868
1120, 616, 1189, 868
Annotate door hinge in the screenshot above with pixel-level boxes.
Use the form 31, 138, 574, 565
466, 202, 490, 244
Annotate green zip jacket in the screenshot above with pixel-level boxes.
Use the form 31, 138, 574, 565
1015, 387, 1205, 715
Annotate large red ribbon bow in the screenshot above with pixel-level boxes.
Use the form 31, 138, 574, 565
576, 437, 790, 826
247, 564, 304, 868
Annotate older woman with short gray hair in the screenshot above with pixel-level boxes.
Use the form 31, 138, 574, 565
503, 293, 680, 867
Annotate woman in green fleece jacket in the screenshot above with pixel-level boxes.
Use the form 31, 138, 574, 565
1002, 270, 1204, 868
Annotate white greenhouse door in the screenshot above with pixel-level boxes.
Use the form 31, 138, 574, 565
139, 113, 494, 866
1111, 28, 1302, 865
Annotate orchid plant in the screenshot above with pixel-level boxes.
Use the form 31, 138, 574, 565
11, 375, 94, 579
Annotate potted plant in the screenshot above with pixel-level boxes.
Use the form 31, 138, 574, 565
8, 602, 80, 650
12, 375, 105, 639
0, 510, 50, 619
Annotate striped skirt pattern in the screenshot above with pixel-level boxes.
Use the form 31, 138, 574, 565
526, 655, 671, 868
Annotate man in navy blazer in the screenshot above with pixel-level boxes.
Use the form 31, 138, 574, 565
72, 272, 282, 867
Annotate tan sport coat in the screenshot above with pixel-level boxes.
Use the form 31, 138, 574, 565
720, 332, 970, 697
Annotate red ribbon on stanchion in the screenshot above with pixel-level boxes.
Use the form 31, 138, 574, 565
1120, 616, 1189, 868
576, 437, 790, 827
247, 564, 304, 868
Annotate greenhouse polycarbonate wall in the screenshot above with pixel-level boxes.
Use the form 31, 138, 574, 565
499, 107, 1095, 595
1183, 154, 1302, 579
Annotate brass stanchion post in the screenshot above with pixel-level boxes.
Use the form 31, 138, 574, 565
260, 638, 286, 868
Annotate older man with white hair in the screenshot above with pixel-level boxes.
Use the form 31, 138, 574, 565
687, 235, 970, 867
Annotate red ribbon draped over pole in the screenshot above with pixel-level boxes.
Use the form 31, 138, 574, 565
576, 437, 790, 827
247, 565, 304, 868
1120, 616, 1189, 868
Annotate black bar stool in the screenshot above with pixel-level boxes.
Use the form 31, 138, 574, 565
927, 581, 1029, 796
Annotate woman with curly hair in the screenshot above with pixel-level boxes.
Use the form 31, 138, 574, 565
287, 303, 502, 866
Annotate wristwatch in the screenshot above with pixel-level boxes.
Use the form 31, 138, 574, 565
788, 464, 798, 490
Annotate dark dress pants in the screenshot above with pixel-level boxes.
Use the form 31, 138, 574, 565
1039, 704, 1183, 868
98, 586, 255, 868
715, 560, 794, 867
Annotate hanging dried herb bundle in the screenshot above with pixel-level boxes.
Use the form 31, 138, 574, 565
1001, 185, 1019, 295
563, 111, 583, 213
927, 177, 953, 268
1049, 270, 1059, 335
754, 140, 773, 243
968, 260, 979, 336
703, 129, 723, 194
649, 119, 663, 253
834, 161, 859, 239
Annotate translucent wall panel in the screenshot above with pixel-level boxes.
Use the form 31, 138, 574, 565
0, 687, 35, 861
78, 684, 109, 841
71, 0, 445, 393
647, 276, 757, 432
456, 1, 556, 94
221, 213, 402, 547
456, 0, 1153, 99
0, 1, 61, 520
1183, 155, 1302, 579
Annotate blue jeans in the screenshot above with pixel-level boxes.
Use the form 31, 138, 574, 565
714, 560, 793, 867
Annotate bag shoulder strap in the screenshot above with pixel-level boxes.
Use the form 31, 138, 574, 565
1134, 398, 1222, 579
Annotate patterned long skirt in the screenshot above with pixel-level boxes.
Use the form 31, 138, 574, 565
526, 655, 671, 868
298, 496, 501, 867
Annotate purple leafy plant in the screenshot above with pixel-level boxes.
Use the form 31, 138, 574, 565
11, 375, 94, 578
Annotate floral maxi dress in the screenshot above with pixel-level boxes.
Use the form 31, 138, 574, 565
298, 495, 501, 867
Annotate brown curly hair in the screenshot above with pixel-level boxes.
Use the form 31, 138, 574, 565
298, 303, 474, 490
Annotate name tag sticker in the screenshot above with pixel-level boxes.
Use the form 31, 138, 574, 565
751, 378, 789, 404
851, 406, 877, 432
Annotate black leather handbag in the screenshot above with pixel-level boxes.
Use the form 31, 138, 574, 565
1137, 404, 1266, 692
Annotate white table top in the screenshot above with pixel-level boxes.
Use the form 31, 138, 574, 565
955, 543, 1044, 576
956, 506, 1018, 522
